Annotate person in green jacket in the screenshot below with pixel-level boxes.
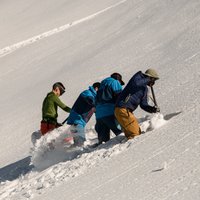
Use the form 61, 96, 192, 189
40, 82, 71, 135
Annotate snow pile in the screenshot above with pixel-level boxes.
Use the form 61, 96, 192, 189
31, 124, 100, 171
140, 113, 167, 133
31, 125, 82, 171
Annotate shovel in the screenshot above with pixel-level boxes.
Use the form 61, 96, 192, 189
150, 86, 160, 112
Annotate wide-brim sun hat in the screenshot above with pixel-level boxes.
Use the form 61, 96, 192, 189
144, 68, 159, 80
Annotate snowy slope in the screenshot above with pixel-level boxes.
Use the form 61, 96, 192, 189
0, 0, 200, 199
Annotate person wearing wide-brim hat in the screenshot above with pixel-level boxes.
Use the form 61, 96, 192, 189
115, 69, 160, 139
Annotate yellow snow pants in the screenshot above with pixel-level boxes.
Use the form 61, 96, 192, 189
114, 107, 141, 139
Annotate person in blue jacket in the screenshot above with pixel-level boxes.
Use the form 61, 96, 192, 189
115, 69, 160, 140
67, 82, 100, 144
94, 73, 125, 145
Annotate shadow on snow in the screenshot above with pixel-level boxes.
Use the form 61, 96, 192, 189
138, 111, 182, 123
163, 111, 182, 120
0, 156, 34, 182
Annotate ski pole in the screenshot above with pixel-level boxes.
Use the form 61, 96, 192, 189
62, 117, 69, 125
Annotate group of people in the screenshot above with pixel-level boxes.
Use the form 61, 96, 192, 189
40, 68, 160, 147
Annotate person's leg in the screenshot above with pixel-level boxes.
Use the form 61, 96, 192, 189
95, 119, 110, 143
73, 124, 86, 146
102, 115, 122, 136
115, 107, 140, 139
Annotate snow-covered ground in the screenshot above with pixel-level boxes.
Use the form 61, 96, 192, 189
0, 0, 200, 199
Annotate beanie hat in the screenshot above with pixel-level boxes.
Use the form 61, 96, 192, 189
53, 82, 65, 94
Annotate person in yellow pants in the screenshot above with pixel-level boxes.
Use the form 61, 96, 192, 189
115, 69, 160, 139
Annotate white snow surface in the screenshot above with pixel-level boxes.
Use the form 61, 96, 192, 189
0, 0, 200, 199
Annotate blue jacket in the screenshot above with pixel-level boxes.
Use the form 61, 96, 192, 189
96, 77, 122, 119
116, 71, 155, 113
67, 86, 97, 127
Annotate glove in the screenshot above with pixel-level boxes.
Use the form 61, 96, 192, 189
152, 106, 160, 113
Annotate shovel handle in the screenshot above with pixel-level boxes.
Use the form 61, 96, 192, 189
150, 86, 158, 107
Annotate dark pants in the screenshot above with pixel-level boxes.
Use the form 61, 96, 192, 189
95, 115, 122, 143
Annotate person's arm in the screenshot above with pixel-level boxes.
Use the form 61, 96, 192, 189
79, 89, 96, 106
111, 80, 123, 100
82, 93, 95, 106
140, 90, 156, 113
54, 95, 71, 113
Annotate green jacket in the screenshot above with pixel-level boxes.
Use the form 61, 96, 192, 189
42, 92, 71, 124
